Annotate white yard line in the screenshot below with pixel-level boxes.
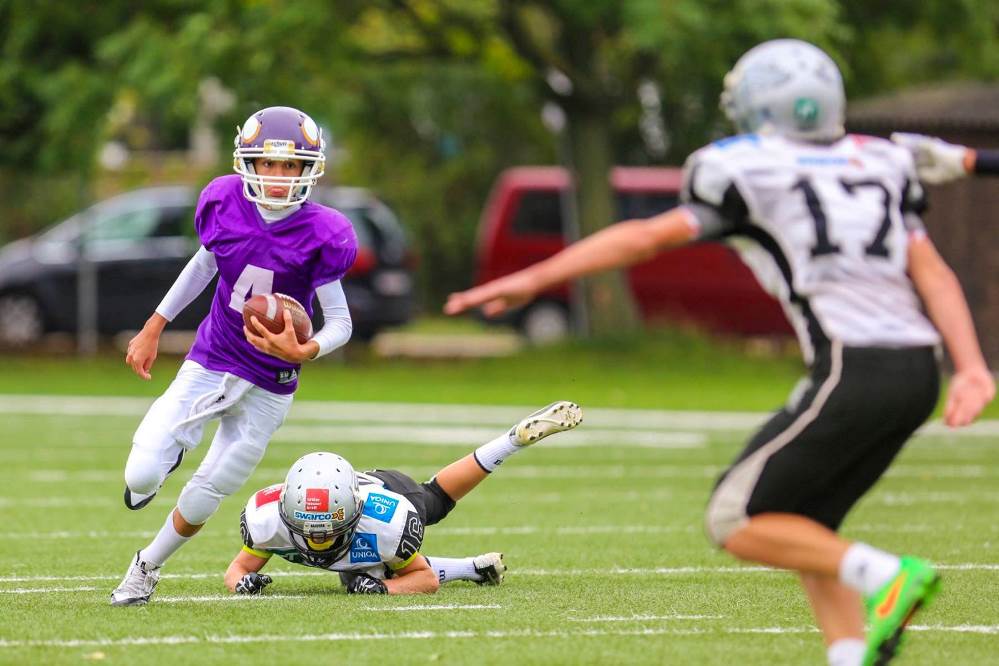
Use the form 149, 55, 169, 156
22, 463, 998, 485
1, 624, 996, 649
0, 531, 158, 540
1, 586, 99, 594
157, 595, 307, 603
274, 425, 706, 449
3, 521, 998, 542
365, 604, 502, 612
569, 614, 725, 622
1, 394, 996, 438
0, 497, 116, 507
2, 563, 997, 585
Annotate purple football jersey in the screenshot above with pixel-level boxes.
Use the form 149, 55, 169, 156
186, 175, 357, 394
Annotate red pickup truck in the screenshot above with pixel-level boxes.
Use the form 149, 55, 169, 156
473, 166, 791, 341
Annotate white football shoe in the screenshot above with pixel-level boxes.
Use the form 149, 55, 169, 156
473, 552, 507, 586
511, 401, 583, 446
110, 551, 161, 606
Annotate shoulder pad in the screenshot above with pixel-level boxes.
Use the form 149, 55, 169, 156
849, 134, 916, 170
711, 133, 760, 150
682, 147, 738, 207
394, 510, 425, 564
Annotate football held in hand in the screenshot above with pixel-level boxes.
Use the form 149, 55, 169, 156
242, 293, 313, 344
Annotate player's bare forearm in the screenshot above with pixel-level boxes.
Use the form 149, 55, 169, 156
224, 551, 268, 592
908, 236, 987, 372
383, 556, 440, 595
125, 312, 168, 380
908, 235, 995, 426
224, 550, 269, 592
444, 207, 697, 316
531, 209, 696, 287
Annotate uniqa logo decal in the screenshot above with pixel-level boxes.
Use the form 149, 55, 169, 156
349, 532, 380, 563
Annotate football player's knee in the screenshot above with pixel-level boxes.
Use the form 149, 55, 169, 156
124, 450, 163, 495
176, 483, 224, 525
211, 450, 262, 497
704, 495, 742, 548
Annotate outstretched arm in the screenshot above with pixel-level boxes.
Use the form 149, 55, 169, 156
890, 133, 995, 183
907, 233, 995, 427
444, 207, 699, 317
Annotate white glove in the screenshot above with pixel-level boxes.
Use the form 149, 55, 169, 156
891, 132, 970, 185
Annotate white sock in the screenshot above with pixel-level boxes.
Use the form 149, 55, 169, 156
473, 433, 519, 472
839, 542, 901, 596
139, 511, 192, 567
424, 556, 480, 584
827, 638, 866, 666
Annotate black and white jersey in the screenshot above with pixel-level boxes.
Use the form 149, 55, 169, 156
240, 474, 425, 578
682, 133, 940, 363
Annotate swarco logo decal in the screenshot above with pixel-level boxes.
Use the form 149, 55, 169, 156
293, 506, 345, 522
362, 493, 399, 523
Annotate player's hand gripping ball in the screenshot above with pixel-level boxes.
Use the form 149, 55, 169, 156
242, 293, 313, 344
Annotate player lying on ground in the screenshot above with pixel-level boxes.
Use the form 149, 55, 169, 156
891, 132, 999, 183
445, 40, 994, 666
225, 401, 583, 595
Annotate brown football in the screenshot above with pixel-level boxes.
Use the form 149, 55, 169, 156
242, 293, 314, 345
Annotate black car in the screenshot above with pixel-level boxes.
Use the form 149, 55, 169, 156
0, 185, 415, 346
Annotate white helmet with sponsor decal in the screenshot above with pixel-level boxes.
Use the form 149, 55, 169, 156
279, 452, 363, 564
720, 39, 845, 142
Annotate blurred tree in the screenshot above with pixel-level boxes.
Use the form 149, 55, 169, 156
2, 0, 996, 324
374, 0, 848, 335
0, 0, 125, 171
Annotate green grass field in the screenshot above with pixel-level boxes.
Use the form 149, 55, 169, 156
1, 336, 997, 665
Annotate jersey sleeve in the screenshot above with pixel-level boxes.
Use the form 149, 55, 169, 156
240, 508, 272, 559
897, 150, 929, 216
311, 215, 359, 289
890, 146, 929, 235
387, 509, 425, 571
680, 147, 750, 240
193, 178, 226, 250
973, 148, 999, 175
239, 485, 286, 559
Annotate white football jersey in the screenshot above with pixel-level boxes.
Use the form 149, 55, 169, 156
682, 133, 940, 363
240, 473, 424, 578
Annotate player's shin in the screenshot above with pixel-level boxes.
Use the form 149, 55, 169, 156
139, 509, 194, 566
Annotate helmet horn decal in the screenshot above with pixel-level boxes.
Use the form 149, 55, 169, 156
233, 106, 326, 208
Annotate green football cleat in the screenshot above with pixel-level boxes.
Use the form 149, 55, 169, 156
863, 556, 941, 666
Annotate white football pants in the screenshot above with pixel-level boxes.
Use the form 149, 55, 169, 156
124, 360, 293, 524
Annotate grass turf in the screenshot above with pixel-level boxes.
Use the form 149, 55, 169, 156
0, 332, 996, 664
1, 415, 997, 662
1, 328, 995, 418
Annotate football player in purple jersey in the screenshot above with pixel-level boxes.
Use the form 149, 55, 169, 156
111, 106, 358, 606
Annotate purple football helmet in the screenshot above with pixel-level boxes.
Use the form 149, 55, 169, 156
233, 106, 326, 208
